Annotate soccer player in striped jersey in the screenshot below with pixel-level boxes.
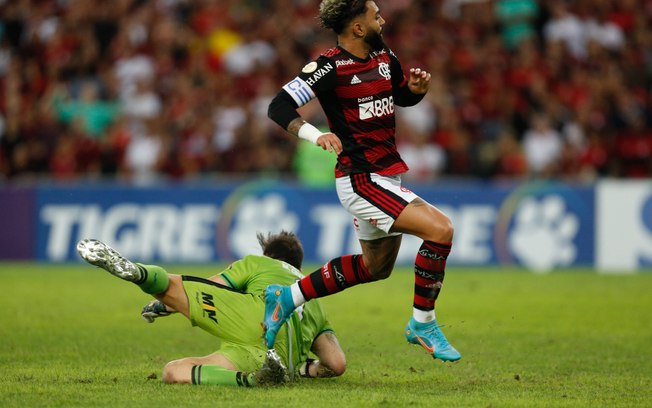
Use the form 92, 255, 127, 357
265, 0, 461, 362
77, 231, 346, 387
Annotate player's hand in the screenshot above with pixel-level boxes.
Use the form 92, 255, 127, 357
141, 299, 174, 323
316, 133, 343, 155
407, 68, 431, 94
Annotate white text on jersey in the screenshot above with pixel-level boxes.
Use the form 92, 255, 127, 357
359, 96, 394, 120
305, 63, 334, 86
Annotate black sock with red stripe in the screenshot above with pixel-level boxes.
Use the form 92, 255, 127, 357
298, 255, 372, 300
413, 241, 451, 314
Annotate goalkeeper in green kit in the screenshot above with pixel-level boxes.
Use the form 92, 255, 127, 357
77, 231, 346, 387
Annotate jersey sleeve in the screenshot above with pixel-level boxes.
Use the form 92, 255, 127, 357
268, 56, 336, 129
300, 298, 334, 351
219, 256, 258, 291
316, 319, 334, 335
389, 49, 408, 89
388, 49, 425, 107
281, 56, 335, 107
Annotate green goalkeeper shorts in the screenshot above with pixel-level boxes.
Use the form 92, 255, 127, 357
181, 275, 267, 372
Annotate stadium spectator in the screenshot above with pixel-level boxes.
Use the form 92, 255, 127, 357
0, 0, 650, 181
76, 231, 346, 386
264, 0, 461, 363
493, 130, 528, 179
50, 79, 121, 138
522, 113, 564, 177
543, 0, 587, 60
495, 0, 539, 50
123, 116, 165, 183
397, 122, 447, 183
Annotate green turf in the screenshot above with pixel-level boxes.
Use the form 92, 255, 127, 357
1, 263, 651, 407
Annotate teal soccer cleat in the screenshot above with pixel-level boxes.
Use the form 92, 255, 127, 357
77, 239, 142, 282
263, 285, 295, 349
405, 317, 461, 362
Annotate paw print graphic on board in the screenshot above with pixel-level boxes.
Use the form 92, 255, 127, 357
231, 194, 299, 258
509, 195, 579, 272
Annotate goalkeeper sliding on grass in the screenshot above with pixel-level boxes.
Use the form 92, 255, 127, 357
77, 231, 346, 387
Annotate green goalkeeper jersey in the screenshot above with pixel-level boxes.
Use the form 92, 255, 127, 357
219, 255, 333, 370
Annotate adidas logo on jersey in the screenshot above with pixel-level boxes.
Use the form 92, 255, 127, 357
350, 75, 362, 85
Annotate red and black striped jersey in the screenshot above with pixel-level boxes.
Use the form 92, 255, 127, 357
281, 46, 422, 177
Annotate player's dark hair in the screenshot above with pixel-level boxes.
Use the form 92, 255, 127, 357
319, 0, 369, 34
257, 231, 304, 270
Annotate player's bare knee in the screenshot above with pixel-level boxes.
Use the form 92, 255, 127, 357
330, 357, 347, 377
426, 214, 454, 242
161, 361, 177, 384
162, 360, 190, 384
440, 217, 454, 241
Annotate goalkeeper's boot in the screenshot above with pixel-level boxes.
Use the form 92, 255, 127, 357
263, 285, 295, 349
76, 239, 142, 282
253, 349, 289, 386
405, 317, 461, 362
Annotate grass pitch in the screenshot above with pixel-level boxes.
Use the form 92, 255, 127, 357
1, 263, 651, 407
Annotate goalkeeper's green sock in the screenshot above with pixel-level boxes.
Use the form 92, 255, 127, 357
134, 264, 169, 295
191, 365, 256, 387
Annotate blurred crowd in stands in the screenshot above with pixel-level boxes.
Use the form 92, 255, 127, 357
0, 0, 650, 184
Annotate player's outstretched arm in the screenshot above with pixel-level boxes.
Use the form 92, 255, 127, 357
300, 331, 346, 378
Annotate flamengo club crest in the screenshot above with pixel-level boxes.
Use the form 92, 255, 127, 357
378, 62, 391, 80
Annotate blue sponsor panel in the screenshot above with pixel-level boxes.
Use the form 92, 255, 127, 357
394, 181, 594, 269
36, 184, 228, 263
32, 180, 596, 269
0, 187, 35, 259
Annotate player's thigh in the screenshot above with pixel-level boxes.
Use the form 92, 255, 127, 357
183, 276, 264, 343
391, 198, 454, 242
218, 343, 267, 373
